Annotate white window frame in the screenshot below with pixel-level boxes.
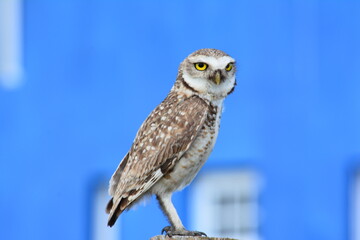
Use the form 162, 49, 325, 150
351, 171, 360, 240
189, 169, 262, 240
0, 0, 23, 89
92, 183, 119, 240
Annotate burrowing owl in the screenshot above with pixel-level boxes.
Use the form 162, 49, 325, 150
106, 48, 236, 236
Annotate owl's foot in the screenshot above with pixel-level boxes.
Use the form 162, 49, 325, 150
161, 226, 207, 237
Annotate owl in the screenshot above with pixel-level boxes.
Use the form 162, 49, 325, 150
106, 48, 236, 237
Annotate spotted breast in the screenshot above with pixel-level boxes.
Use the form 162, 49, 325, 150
149, 99, 222, 195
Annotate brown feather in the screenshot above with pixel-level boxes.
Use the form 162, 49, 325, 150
108, 153, 129, 196
105, 198, 113, 214
107, 93, 209, 226
107, 197, 126, 227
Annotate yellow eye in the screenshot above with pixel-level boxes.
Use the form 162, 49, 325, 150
225, 63, 233, 71
194, 62, 208, 71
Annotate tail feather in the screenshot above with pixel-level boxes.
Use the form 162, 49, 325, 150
107, 197, 130, 227
106, 185, 147, 226
107, 204, 122, 227
105, 198, 113, 214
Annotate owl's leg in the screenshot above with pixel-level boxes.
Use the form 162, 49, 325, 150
156, 193, 207, 237
157, 193, 184, 230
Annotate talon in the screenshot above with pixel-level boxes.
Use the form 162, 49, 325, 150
161, 226, 173, 235
198, 231, 207, 236
192, 231, 206, 236
161, 226, 207, 237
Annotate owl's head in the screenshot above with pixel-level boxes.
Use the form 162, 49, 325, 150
177, 48, 236, 100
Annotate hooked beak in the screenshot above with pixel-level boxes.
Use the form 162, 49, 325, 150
214, 71, 221, 85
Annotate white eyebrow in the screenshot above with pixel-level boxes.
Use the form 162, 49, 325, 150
188, 56, 235, 69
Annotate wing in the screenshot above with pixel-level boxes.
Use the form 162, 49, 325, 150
106, 94, 209, 226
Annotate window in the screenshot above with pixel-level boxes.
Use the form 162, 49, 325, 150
92, 183, 119, 240
189, 169, 262, 240
0, 0, 23, 89
351, 171, 360, 240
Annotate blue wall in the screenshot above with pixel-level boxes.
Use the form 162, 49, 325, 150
1, 1, 360, 240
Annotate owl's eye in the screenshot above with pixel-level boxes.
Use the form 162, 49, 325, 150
194, 62, 208, 71
225, 63, 233, 71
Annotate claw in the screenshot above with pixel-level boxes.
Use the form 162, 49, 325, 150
195, 231, 207, 237
161, 226, 207, 237
161, 226, 172, 235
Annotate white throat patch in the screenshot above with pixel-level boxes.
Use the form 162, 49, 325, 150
182, 72, 235, 101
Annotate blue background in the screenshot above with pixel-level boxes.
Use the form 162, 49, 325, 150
1, 1, 360, 240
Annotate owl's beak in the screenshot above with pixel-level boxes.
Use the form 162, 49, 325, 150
214, 71, 221, 85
